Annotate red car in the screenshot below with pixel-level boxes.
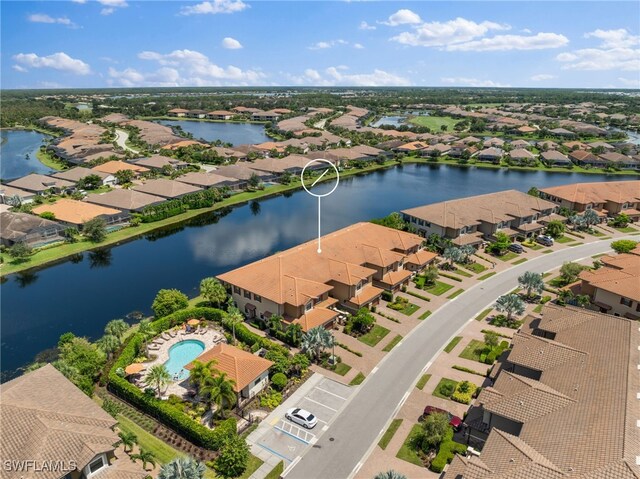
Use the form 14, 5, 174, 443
422, 405, 463, 431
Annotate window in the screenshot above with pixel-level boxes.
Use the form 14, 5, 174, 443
253, 294, 262, 302
356, 281, 363, 292
254, 377, 262, 386
84, 454, 107, 478
305, 300, 313, 312
233, 286, 240, 294
586, 204, 593, 210
244, 290, 251, 299
620, 297, 632, 307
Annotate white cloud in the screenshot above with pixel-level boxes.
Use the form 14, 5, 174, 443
113, 48, 265, 86
557, 28, 640, 71
289, 66, 410, 86
530, 73, 556, 81
12, 65, 28, 73
179, 0, 248, 16
27, 14, 75, 26
222, 37, 243, 49
304, 69, 322, 81
97, 0, 127, 15
353, 43, 364, 49
13, 52, 91, 75
585, 29, 639, 48
308, 39, 348, 50
359, 21, 376, 30
441, 77, 510, 87
381, 9, 421, 26
618, 77, 640, 88
447, 32, 568, 52
71, 0, 86, 3
391, 17, 508, 47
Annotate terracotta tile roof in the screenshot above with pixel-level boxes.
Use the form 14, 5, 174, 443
405, 249, 438, 266
92, 161, 149, 175
507, 332, 588, 372
132, 178, 202, 199
349, 285, 384, 306
162, 140, 208, 150
175, 172, 242, 188
131, 155, 188, 170
291, 299, 339, 332
52, 167, 111, 182
185, 344, 273, 392
579, 253, 640, 301
0, 185, 35, 200
509, 148, 536, 160
32, 198, 122, 225
540, 181, 640, 206
85, 189, 164, 211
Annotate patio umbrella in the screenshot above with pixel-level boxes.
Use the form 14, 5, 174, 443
125, 363, 145, 375
187, 319, 200, 326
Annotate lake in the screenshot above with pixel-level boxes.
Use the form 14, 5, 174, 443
371, 116, 406, 128
156, 120, 270, 146
0, 164, 632, 380
1, 129, 53, 180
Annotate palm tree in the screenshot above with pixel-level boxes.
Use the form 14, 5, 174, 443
583, 209, 600, 229
131, 449, 156, 471
200, 372, 237, 417
225, 307, 243, 344
144, 364, 171, 397
116, 431, 137, 453
286, 323, 303, 346
199, 277, 227, 306
575, 294, 591, 308
374, 471, 407, 479
443, 246, 463, 268
138, 318, 156, 341
458, 245, 475, 264
268, 315, 283, 335
158, 457, 206, 479
495, 294, 526, 325
517, 271, 544, 298
188, 360, 217, 393
98, 334, 121, 359
105, 319, 129, 339
301, 327, 334, 363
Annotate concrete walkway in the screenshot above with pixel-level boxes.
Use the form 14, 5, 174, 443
114, 128, 139, 154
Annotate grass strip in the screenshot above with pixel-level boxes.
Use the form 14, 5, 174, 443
478, 272, 496, 280
447, 288, 465, 299
444, 336, 462, 353
475, 308, 492, 321
378, 419, 403, 450
382, 334, 403, 352
349, 372, 366, 386
418, 310, 432, 320
416, 374, 432, 390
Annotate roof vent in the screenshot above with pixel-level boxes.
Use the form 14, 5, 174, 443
519, 401, 524, 406
509, 458, 515, 463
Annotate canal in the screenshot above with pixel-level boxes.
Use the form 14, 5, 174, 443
0, 164, 632, 379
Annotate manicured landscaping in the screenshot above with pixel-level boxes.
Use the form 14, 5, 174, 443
237, 455, 264, 479
358, 324, 391, 347
494, 251, 518, 261
378, 418, 403, 450
463, 262, 487, 273
396, 424, 424, 467
432, 378, 459, 400
453, 268, 473, 277
512, 258, 528, 265
264, 462, 284, 479
444, 336, 462, 353
406, 290, 431, 302
533, 304, 543, 313
408, 115, 459, 131
333, 362, 352, 376
388, 297, 420, 316
418, 310, 432, 320
458, 339, 489, 363
614, 226, 638, 233
475, 308, 492, 321
555, 236, 573, 243
416, 374, 432, 390
478, 272, 496, 280
117, 414, 181, 465
424, 280, 454, 296
452, 365, 486, 377
349, 372, 366, 386
446, 288, 464, 299
382, 334, 403, 352
542, 249, 553, 254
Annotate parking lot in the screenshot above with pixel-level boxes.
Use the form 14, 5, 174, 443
254, 376, 354, 464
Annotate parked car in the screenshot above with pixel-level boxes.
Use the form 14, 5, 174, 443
508, 243, 524, 253
421, 405, 463, 431
536, 235, 554, 246
286, 407, 318, 429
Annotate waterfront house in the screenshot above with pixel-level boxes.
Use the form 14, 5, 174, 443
186, 343, 274, 403
0, 185, 37, 205
516, 125, 537, 134
588, 141, 615, 151
509, 139, 532, 149
393, 141, 429, 154
483, 138, 505, 148
0, 211, 65, 247
92, 160, 149, 178
232, 106, 262, 114
129, 155, 189, 171
207, 110, 234, 120
187, 109, 208, 119
540, 150, 572, 167
51, 167, 116, 187
568, 150, 607, 168
85, 189, 164, 213
598, 152, 640, 170
401, 190, 559, 246
251, 110, 282, 122
422, 143, 451, 157
32, 198, 129, 227
537, 140, 559, 150
563, 140, 589, 150
167, 108, 189, 117
215, 163, 274, 182
508, 148, 537, 165
461, 136, 482, 145
175, 172, 245, 190
6, 174, 75, 196
132, 178, 202, 199
162, 140, 208, 151
0, 364, 147, 479
476, 147, 503, 163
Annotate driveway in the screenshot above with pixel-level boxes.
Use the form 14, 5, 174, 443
285, 237, 630, 479
114, 128, 140, 154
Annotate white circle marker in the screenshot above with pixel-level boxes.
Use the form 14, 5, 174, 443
300, 159, 339, 253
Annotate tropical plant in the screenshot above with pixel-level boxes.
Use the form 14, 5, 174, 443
267, 314, 284, 335
116, 431, 137, 453
105, 318, 129, 339
97, 334, 121, 358
83, 217, 107, 242
225, 307, 244, 343
374, 471, 408, 479
611, 239, 638, 254
417, 412, 450, 452
286, 323, 303, 347
610, 213, 631, 228
443, 246, 463, 267
152, 288, 189, 318
144, 364, 171, 397
495, 294, 525, 325
248, 172, 261, 188
214, 434, 249, 478
545, 220, 565, 239
422, 265, 439, 286
301, 327, 335, 363
559, 262, 586, 285
487, 232, 511, 256
458, 245, 475, 263
8, 241, 33, 260
188, 360, 217, 393
77, 174, 103, 190
158, 456, 206, 479
575, 294, 591, 308
484, 331, 499, 348
137, 318, 156, 341
199, 277, 227, 306
130, 449, 156, 471
518, 271, 544, 298
200, 372, 237, 417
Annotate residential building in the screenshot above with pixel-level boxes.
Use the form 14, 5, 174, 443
0, 185, 37, 205
422, 143, 452, 157
186, 343, 273, 403
539, 181, 640, 220
540, 150, 572, 167
51, 167, 115, 187
508, 148, 536, 165
85, 189, 164, 212
599, 152, 640, 170
187, 109, 208, 119
167, 108, 189, 117
92, 161, 149, 177
162, 140, 208, 150
6, 174, 74, 195
0, 364, 147, 479
568, 150, 607, 168
0, 211, 65, 247
516, 125, 537, 134
129, 155, 189, 171
509, 139, 531, 149
588, 141, 615, 151
32, 199, 128, 227
175, 172, 245, 190
549, 127, 576, 138
401, 190, 559, 246
393, 141, 429, 154
251, 110, 282, 121
207, 110, 234, 120
483, 138, 505, 148
476, 147, 503, 163
132, 179, 202, 199
217, 223, 434, 331
579, 248, 640, 318
537, 140, 559, 150
450, 305, 639, 479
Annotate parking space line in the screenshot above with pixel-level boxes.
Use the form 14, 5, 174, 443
304, 396, 338, 411
315, 386, 348, 401
257, 443, 294, 463
277, 420, 316, 444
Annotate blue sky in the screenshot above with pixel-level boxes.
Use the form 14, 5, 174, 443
2, 1, 639, 89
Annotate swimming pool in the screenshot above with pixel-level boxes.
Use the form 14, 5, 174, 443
163, 339, 205, 380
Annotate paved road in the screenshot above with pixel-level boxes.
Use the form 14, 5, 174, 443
114, 128, 139, 154
286, 238, 627, 479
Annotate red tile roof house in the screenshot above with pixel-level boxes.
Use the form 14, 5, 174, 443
215, 163, 275, 183
187, 109, 208, 119
6, 174, 75, 195
167, 108, 190, 117
251, 110, 282, 121
507, 148, 537, 165
32, 198, 129, 229
0, 364, 147, 479
85, 189, 165, 213
599, 152, 640, 170
568, 150, 608, 168
128, 155, 189, 171
421, 143, 452, 157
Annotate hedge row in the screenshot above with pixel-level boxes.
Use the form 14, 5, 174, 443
430, 429, 467, 473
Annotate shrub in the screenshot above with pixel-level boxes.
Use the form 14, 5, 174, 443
259, 389, 282, 410
611, 239, 638, 254
381, 290, 393, 302
439, 382, 455, 397
270, 373, 287, 391
215, 434, 250, 478
451, 380, 477, 404
540, 295, 552, 304
484, 351, 498, 365
430, 437, 467, 473
151, 289, 189, 318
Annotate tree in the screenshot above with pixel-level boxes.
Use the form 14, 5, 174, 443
225, 307, 243, 344
131, 449, 156, 471
159, 457, 206, 479
8, 241, 33, 260
422, 265, 439, 286
144, 364, 171, 397
527, 187, 540, 197
518, 271, 544, 298
248, 172, 261, 189
443, 246, 463, 267
610, 213, 631, 228
351, 308, 375, 333
484, 331, 499, 348
611, 239, 638, 254
418, 412, 450, 452
152, 288, 188, 318
63, 227, 79, 243
374, 472, 407, 479
458, 245, 475, 264
487, 232, 511, 256
267, 314, 284, 335
97, 334, 121, 358
559, 262, 586, 285
200, 372, 237, 416
138, 318, 156, 341
214, 434, 249, 478
545, 220, 565, 239
116, 431, 137, 453
301, 327, 334, 362
495, 294, 525, 324
58, 332, 76, 348
188, 359, 217, 393
583, 209, 600, 229
199, 277, 227, 306
575, 294, 591, 308
39, 211, 56, 220
286, 323, 303, 347
83, 217, 107, 243
105, 318, 128, 339
114, 169, 135, 184
77, 174, 103, 190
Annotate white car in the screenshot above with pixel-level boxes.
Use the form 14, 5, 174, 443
285, 407, 318, 429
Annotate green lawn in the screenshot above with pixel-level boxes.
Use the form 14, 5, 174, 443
533, 304, 544, 313
432, 378, 459, 400
542, 249, 553, 254
396, 424, 424, 467
416, 374, 432, 390
444, 336, 462, 353
453, 268, 473, 278
424, 280, 454, 296
458, 339, 488, 363
408, 115, 460, 132
379, 418, 403, 450
349, 372, 366, 386
264, 462, 284, 479
478, 272, 496, 281
237, 455, 264, 479
358, 324, 391, 347
495, 251, 519, 261
523, 242, 543, 250
447, 288, 465, 299
463, 262, 487, 273
396, 302, 420, 316
475, 308, 492, 321
512, 258, 528, 265
556, 236, 573, 243
117, 415, 181, 465
382, 334, 403, 352
614, 226, 638, 233
333, 362, 352, 376
418, 310, 432, 320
